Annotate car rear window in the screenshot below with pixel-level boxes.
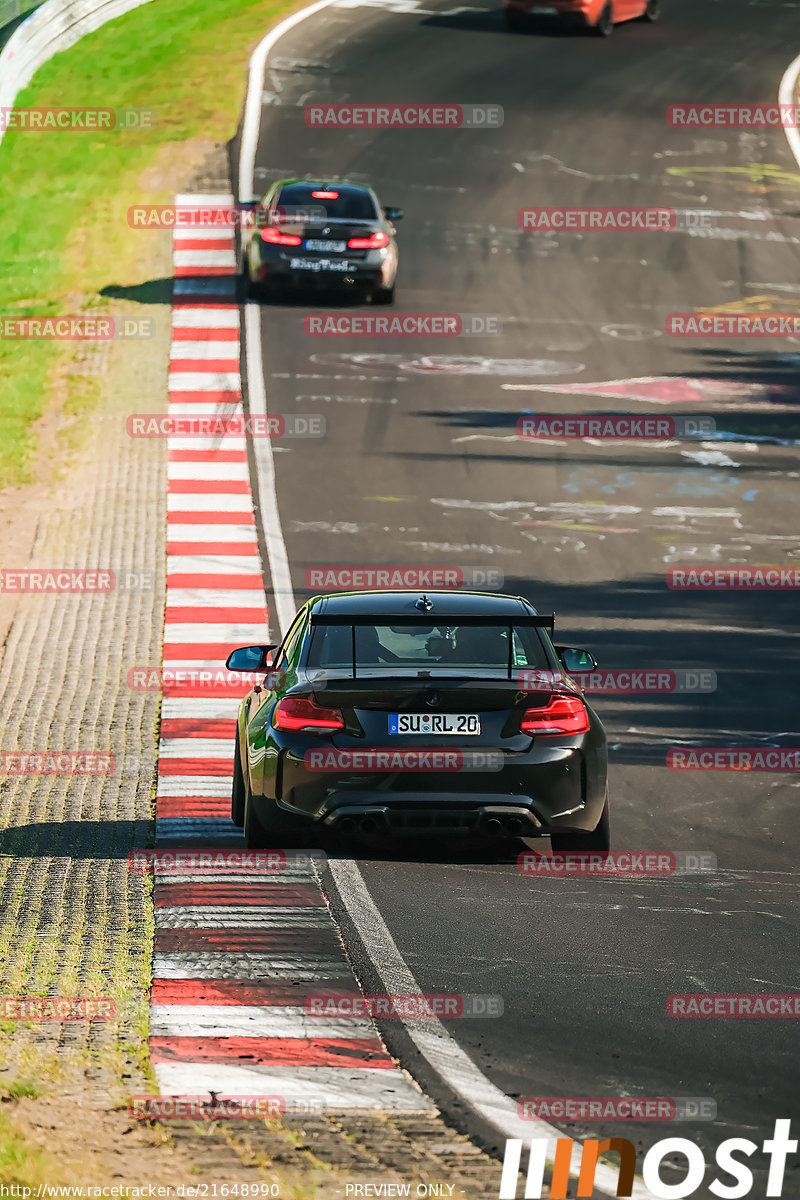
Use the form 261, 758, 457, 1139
305, 623, 550, 677
276, 185, 379, 221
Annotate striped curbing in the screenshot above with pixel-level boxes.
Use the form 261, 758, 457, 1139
153, 193, 432, 1114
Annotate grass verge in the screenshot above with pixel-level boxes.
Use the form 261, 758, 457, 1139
0, 0, 298, 489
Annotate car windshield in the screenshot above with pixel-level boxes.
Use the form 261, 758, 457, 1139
304, 622, 550, 678
276, 185, 378, 221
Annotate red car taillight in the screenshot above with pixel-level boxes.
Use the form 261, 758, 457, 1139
520, 694, 589, 736
347, 231, 390, 249
274, 696, 345, 732
261, 227, 302, 245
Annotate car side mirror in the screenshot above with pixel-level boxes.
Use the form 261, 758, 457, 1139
226, 644, 277, 671
555, 646, 597, 673
383, 206, 403, 221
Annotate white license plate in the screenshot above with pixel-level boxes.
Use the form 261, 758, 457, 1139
305, 239, 346, 252
289, 258, 351, 272
389, 713, 481, 735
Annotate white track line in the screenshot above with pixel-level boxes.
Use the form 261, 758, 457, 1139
326, 859, 655, 1199
245, 302, 297, 633
779, 51, 800, 169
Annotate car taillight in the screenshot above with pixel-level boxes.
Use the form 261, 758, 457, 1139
274, 696, 345, 732
261, 227, 302, 245
347, 231, 390, 249
520, 694, 589, 735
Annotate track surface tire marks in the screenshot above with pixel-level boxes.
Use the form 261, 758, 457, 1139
244, 0, 800, 1188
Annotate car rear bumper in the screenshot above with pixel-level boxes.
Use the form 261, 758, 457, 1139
504, 0, 592, 22
250, 743, 606, 838
261, 261, 384, 287
322, 796, 544, 838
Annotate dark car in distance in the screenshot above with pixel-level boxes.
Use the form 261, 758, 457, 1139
242, 178, 401, 303
226, 590, 609, 851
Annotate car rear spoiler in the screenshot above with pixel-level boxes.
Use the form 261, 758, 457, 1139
309, 612, 555, 634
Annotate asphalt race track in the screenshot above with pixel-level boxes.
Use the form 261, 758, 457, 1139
240, 1, 800, 1191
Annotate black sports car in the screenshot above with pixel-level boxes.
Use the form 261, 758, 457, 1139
226, 590, 609, 850
242, 178, 401, 303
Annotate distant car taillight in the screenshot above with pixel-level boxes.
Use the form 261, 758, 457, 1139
520, 694, 589, 735
261, 227, 302, 245
274, 696, 345, 733
347, 231, 390, 249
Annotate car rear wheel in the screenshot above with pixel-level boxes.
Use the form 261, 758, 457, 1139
639, 0, 660, 19
244, 790, 266, 849
593, 3, 613, 35
231, 726, 245, 827
549, 792, 610, 852
246, 789, 305, 847
373, 283, 395, 305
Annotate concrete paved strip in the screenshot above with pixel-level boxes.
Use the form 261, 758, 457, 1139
155, 1062, 434, 1110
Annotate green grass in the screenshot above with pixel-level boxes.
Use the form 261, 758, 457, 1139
3, 1079, 44, 1100
0, 0, 298, 488
0, 1107, 54, 1186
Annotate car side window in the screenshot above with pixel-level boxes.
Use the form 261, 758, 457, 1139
274, 611, 307, 671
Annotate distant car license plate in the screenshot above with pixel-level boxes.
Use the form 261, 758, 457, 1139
530, 5, 556, 10
305, 239, 346, 252
389, 713, 480, 735
289, 258, 351, 271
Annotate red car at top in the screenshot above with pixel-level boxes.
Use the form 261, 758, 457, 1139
505, 0, 660, 35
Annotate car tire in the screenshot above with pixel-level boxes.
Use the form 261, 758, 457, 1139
373, 283, 395, 305
231, 726, 246, 827
593, 3, 613, 35
549, 792, 610, 852
246, 788, 305, 847
244, 789, 266, 849
639, 0, 660, 19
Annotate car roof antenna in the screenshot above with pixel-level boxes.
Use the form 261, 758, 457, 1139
415, 594, 433, 611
